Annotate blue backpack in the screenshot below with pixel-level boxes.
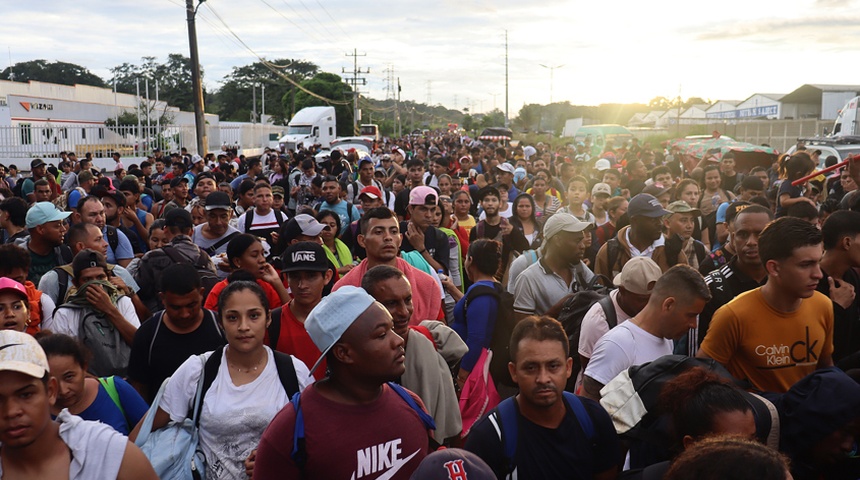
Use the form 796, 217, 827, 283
490, 392, 595, 477
290, 382, 436, 470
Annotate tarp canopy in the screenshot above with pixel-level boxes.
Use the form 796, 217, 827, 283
478, 127, 513, 141
670, 136, 779, 173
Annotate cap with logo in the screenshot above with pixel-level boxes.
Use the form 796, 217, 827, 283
72, 249, 108, 279
0, 278, 28, 303
30, 158, 46, 169
164, 207, 194, 229
0, 330, 49, 379
409, 186, 438, 206
410, 448, 496, 480
665, 200, 701, 216
204, 191, 232, 211
591, 183, 612, 197
284, 214, 328, 241
281, 242, 330, 273
613, 256, 662, 296
542, 212, 594, 242
25, 202, 71, 229
305, 286, 377, 374
628, 193, 672, 218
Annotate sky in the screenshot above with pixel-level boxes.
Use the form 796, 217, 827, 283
3, 0, 860, 116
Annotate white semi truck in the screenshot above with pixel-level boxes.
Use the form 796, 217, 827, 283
278, 106, 336, 152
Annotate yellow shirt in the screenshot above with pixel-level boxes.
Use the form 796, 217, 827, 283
700, 288, 833, 393
457, 215, 476, 236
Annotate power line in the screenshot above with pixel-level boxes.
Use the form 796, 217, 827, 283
204, 3, 350, 105
314, 0, 353, 41
258, 0, 331, 47
295, 0, 338, 40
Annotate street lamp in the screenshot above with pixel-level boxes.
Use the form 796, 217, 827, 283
186, 0, 207, 156
538, 63, 564, 105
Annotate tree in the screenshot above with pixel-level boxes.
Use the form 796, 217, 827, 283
290, 72, 353, 137
211, 59, 319, 124
108, 55, 200, 112
0, 60, 107, 88
648, 96, 673, 109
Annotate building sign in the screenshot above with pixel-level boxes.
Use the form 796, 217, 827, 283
19, 102, 54, 112
707, 104, 779, 119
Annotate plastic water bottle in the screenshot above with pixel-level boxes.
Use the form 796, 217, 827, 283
437, 269, 448, 282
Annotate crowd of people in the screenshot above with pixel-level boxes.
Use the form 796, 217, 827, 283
1, 134, 860, 479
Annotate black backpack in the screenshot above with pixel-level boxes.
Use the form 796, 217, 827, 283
464, 282, 516, 388
160, 246, 220, 301
599, 355, 780, 469
193, 345, 300, 422
243, 209, 286, 234
556, 274, 618, 391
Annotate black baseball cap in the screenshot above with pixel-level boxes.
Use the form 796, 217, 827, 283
170, 176, 190, 188
281, 242, 330, 273
204, 191, 232, 211
164, 208, 194, 229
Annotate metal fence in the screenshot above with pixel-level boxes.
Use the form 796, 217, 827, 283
636, 120, 833, 153
0, 123, 284, 163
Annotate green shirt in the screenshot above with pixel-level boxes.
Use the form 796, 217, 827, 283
28, 249, 58, 285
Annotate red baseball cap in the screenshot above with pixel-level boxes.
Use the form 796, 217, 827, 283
359, 186, 383, 200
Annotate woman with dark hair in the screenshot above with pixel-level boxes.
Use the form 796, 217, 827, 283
267, 156, 288, 185
40, 333, 149, 435
623, 367, 759, 478
316, 210, 353, 276
451, 239, 503, 390
509, 193, 542, 249
664, 436, 790, 480
204, 233, 289, 310
131, 280, 311, 479
698, 164, 735, 250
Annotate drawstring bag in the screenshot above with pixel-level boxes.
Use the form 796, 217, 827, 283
135, 356, 207, 480
459, 348, 501, 437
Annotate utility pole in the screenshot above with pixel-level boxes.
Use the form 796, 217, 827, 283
383, 64, 395, 128
262, 83, 266, 121
538, 63, 564, 104
396, 77, 402, 138
252, 84, 257, 123
343, 49, 368, 136
426, 81, 432, 105
491, 93, 501, 112
505, 29, 509, 128
186, 0, 208, 156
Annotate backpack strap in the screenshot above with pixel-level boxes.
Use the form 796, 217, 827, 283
98, 376, 129, 431
161, 245, 191, 265
268, 306, 283, 349
464, 283, 501, 312
273, 351, 300, 398
105, 225, 119, 254
195, 345, 225, 427
203, 231, 240, 257
693, 240, 707, 264
55, 244, 73, 265
291, 390, 308, 470
490, 397, 519, 475
54, 266, 71, 311
606, 238, 619, 276
562, 391, 595, 440
147, 311, 167, 366
346, 202, 355, 224
244, 210, 255, 233
387, 382, 436, 431
597, 295, 618, 329
408, 325, 437, 350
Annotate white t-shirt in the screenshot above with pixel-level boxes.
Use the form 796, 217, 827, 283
584, 320, 672, 386
236, 209, 285, 234
575, 290, 634, 392
0, 409, 128, 479
160, 346, 312, 480
478, 202, 513, 220
50, 296, 140, 337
